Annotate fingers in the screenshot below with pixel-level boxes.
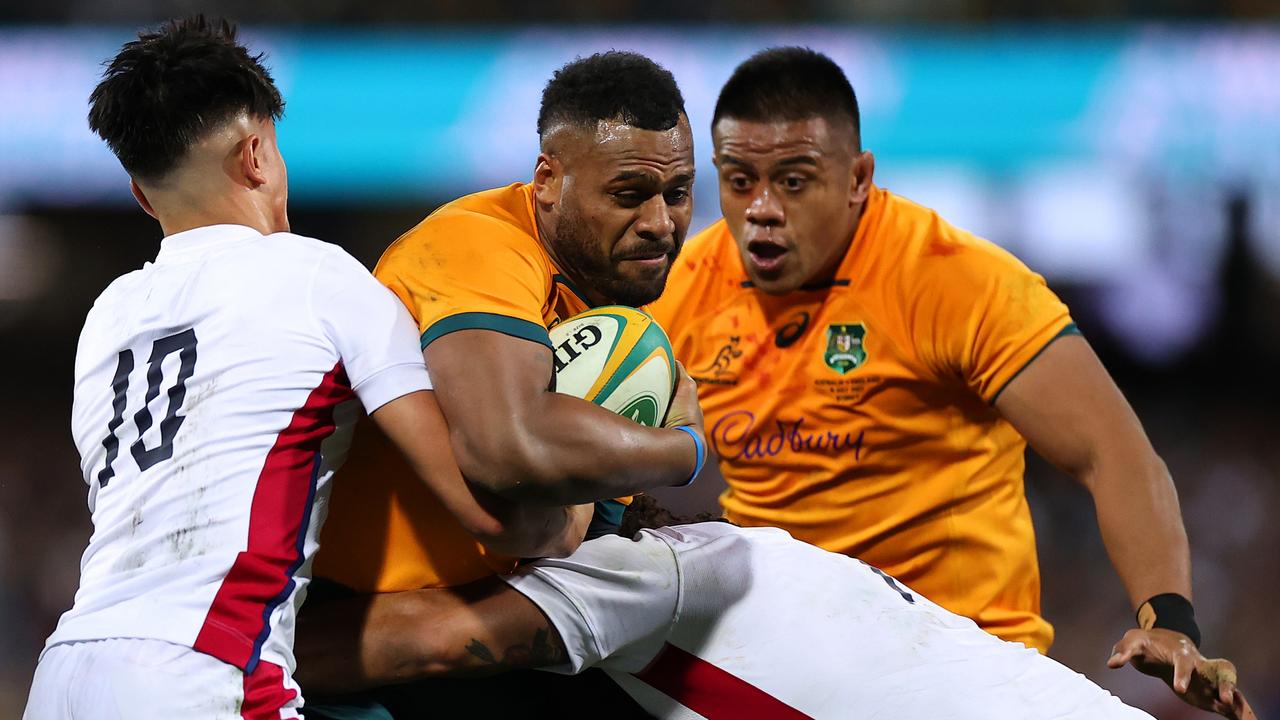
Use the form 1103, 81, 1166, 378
1107, 629, 1144, 669
675, 360, 693, 383
1193, 657, 1239, 711
1235, 689, 1256, 720
1205, 660, 1240, 716
1220, 678, 1236, 708
1171, 644, 1195, 694
664, 361, 706, 432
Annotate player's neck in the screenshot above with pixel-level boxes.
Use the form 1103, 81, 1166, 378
533, 208, 608, 307
803, 205, 863, 288
154, 199, 285, 239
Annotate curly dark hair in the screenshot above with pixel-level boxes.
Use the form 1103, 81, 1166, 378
713, 47, 860, 145
88, 15, 284, 180
618, 494, 728, 537
537, 51, 685, 138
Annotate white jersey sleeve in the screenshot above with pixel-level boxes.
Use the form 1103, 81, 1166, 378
507, 523, 1155, 720
502, 532, 680, 674
310, 248, 430, 413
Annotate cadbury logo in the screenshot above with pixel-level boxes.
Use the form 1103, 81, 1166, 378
710, 410, 864, 462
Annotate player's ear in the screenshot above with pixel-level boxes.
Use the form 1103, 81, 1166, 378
849, 150, 875, 206
130, 178, 158, 220
532, 152, 563, 210
242, 134, 269, 188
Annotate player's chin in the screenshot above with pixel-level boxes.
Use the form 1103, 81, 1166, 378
746, 266, 804, 295
617, 258, 671, 289
606, 269, 670, 307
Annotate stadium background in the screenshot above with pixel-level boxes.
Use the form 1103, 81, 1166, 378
1, 1, 1277, 717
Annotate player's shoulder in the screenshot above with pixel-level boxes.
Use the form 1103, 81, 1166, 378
677, 219, 737, 270
264, 231, 364, 270
383, 183, 542, 264
91, 265, 149, 305
660, 219, 742, 294
649, 219, 741, 321
875, 188, 1038, 290
82, 265, 153, 332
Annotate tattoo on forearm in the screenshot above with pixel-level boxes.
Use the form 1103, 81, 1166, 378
465, 627, 565, 669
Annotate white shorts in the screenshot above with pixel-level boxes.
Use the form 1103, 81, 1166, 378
24, 638, 303, 720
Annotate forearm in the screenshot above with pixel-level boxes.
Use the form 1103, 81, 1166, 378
428, 331, 703, 505
1087, 454, 1192, 608
294, 581, 565, 696
455, 392, 698, 504
994, 337, 1193, 611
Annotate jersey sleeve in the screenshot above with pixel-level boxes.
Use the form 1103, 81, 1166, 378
375, 213, 553, 351
311, 248, 432, 414
910, 236, 1077, 404
501, 532, 679, 675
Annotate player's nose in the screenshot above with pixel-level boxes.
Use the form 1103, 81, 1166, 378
744, 185, 784, 226
635, 194, 676, 240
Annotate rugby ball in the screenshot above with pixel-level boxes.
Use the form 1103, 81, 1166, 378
550, 306, 677, 428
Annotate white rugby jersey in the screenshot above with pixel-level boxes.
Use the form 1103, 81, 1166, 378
47, 224, 430, 676
505, 523, 1155, 720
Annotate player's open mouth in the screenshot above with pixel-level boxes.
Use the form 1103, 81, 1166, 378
746, 239, 788, 273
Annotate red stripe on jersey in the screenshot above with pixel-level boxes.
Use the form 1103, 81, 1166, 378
241, 660, 297, 719
633, 642, 813, 720
194, 363, 354, 671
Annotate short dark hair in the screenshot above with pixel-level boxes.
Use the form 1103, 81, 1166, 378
88, 16, 284, 180
712, 47, 860, 142
537, 51, 685, 138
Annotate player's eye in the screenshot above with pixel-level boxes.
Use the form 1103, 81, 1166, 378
780, 175, 808, 192
726, 174, 753, 192
611, 190, 645, 207
665, 187, 691, 205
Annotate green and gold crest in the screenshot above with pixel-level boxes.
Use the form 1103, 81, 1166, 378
824, 323, 867, 374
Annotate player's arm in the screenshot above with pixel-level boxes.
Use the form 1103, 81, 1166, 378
926, 245, 1192, 620
296, 531, 677, 697
315, 248, 591, 558
995, 335, 1189, 615
425, 329, 704, 505
294, 578, 563, 696
370, 390, 593, 559
995, 335, 1250, 715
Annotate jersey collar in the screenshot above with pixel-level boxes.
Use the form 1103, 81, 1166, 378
156, 224, 264, 264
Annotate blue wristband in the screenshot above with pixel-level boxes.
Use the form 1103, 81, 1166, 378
672, 425, 705, 487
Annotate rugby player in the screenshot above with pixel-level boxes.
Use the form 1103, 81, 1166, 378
296, 497, 1257, 720
305, 51, 702, 718
645, 46, 1241, 714
24, 18, 584, 718
314, 50, 703, 599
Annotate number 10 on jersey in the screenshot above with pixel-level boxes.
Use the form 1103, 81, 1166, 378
97, 328, 198, 488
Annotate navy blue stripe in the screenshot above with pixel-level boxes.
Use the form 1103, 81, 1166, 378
420, 312, 551, 350
552, 273, 598, 309
740, 278, 850, 289
245, 451, 322, 674
989, 322, 1083, 405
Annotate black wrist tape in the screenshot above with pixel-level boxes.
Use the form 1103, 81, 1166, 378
1137, 593, 1201, 648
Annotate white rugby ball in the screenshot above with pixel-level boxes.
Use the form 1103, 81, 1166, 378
550, 306, 677, 427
